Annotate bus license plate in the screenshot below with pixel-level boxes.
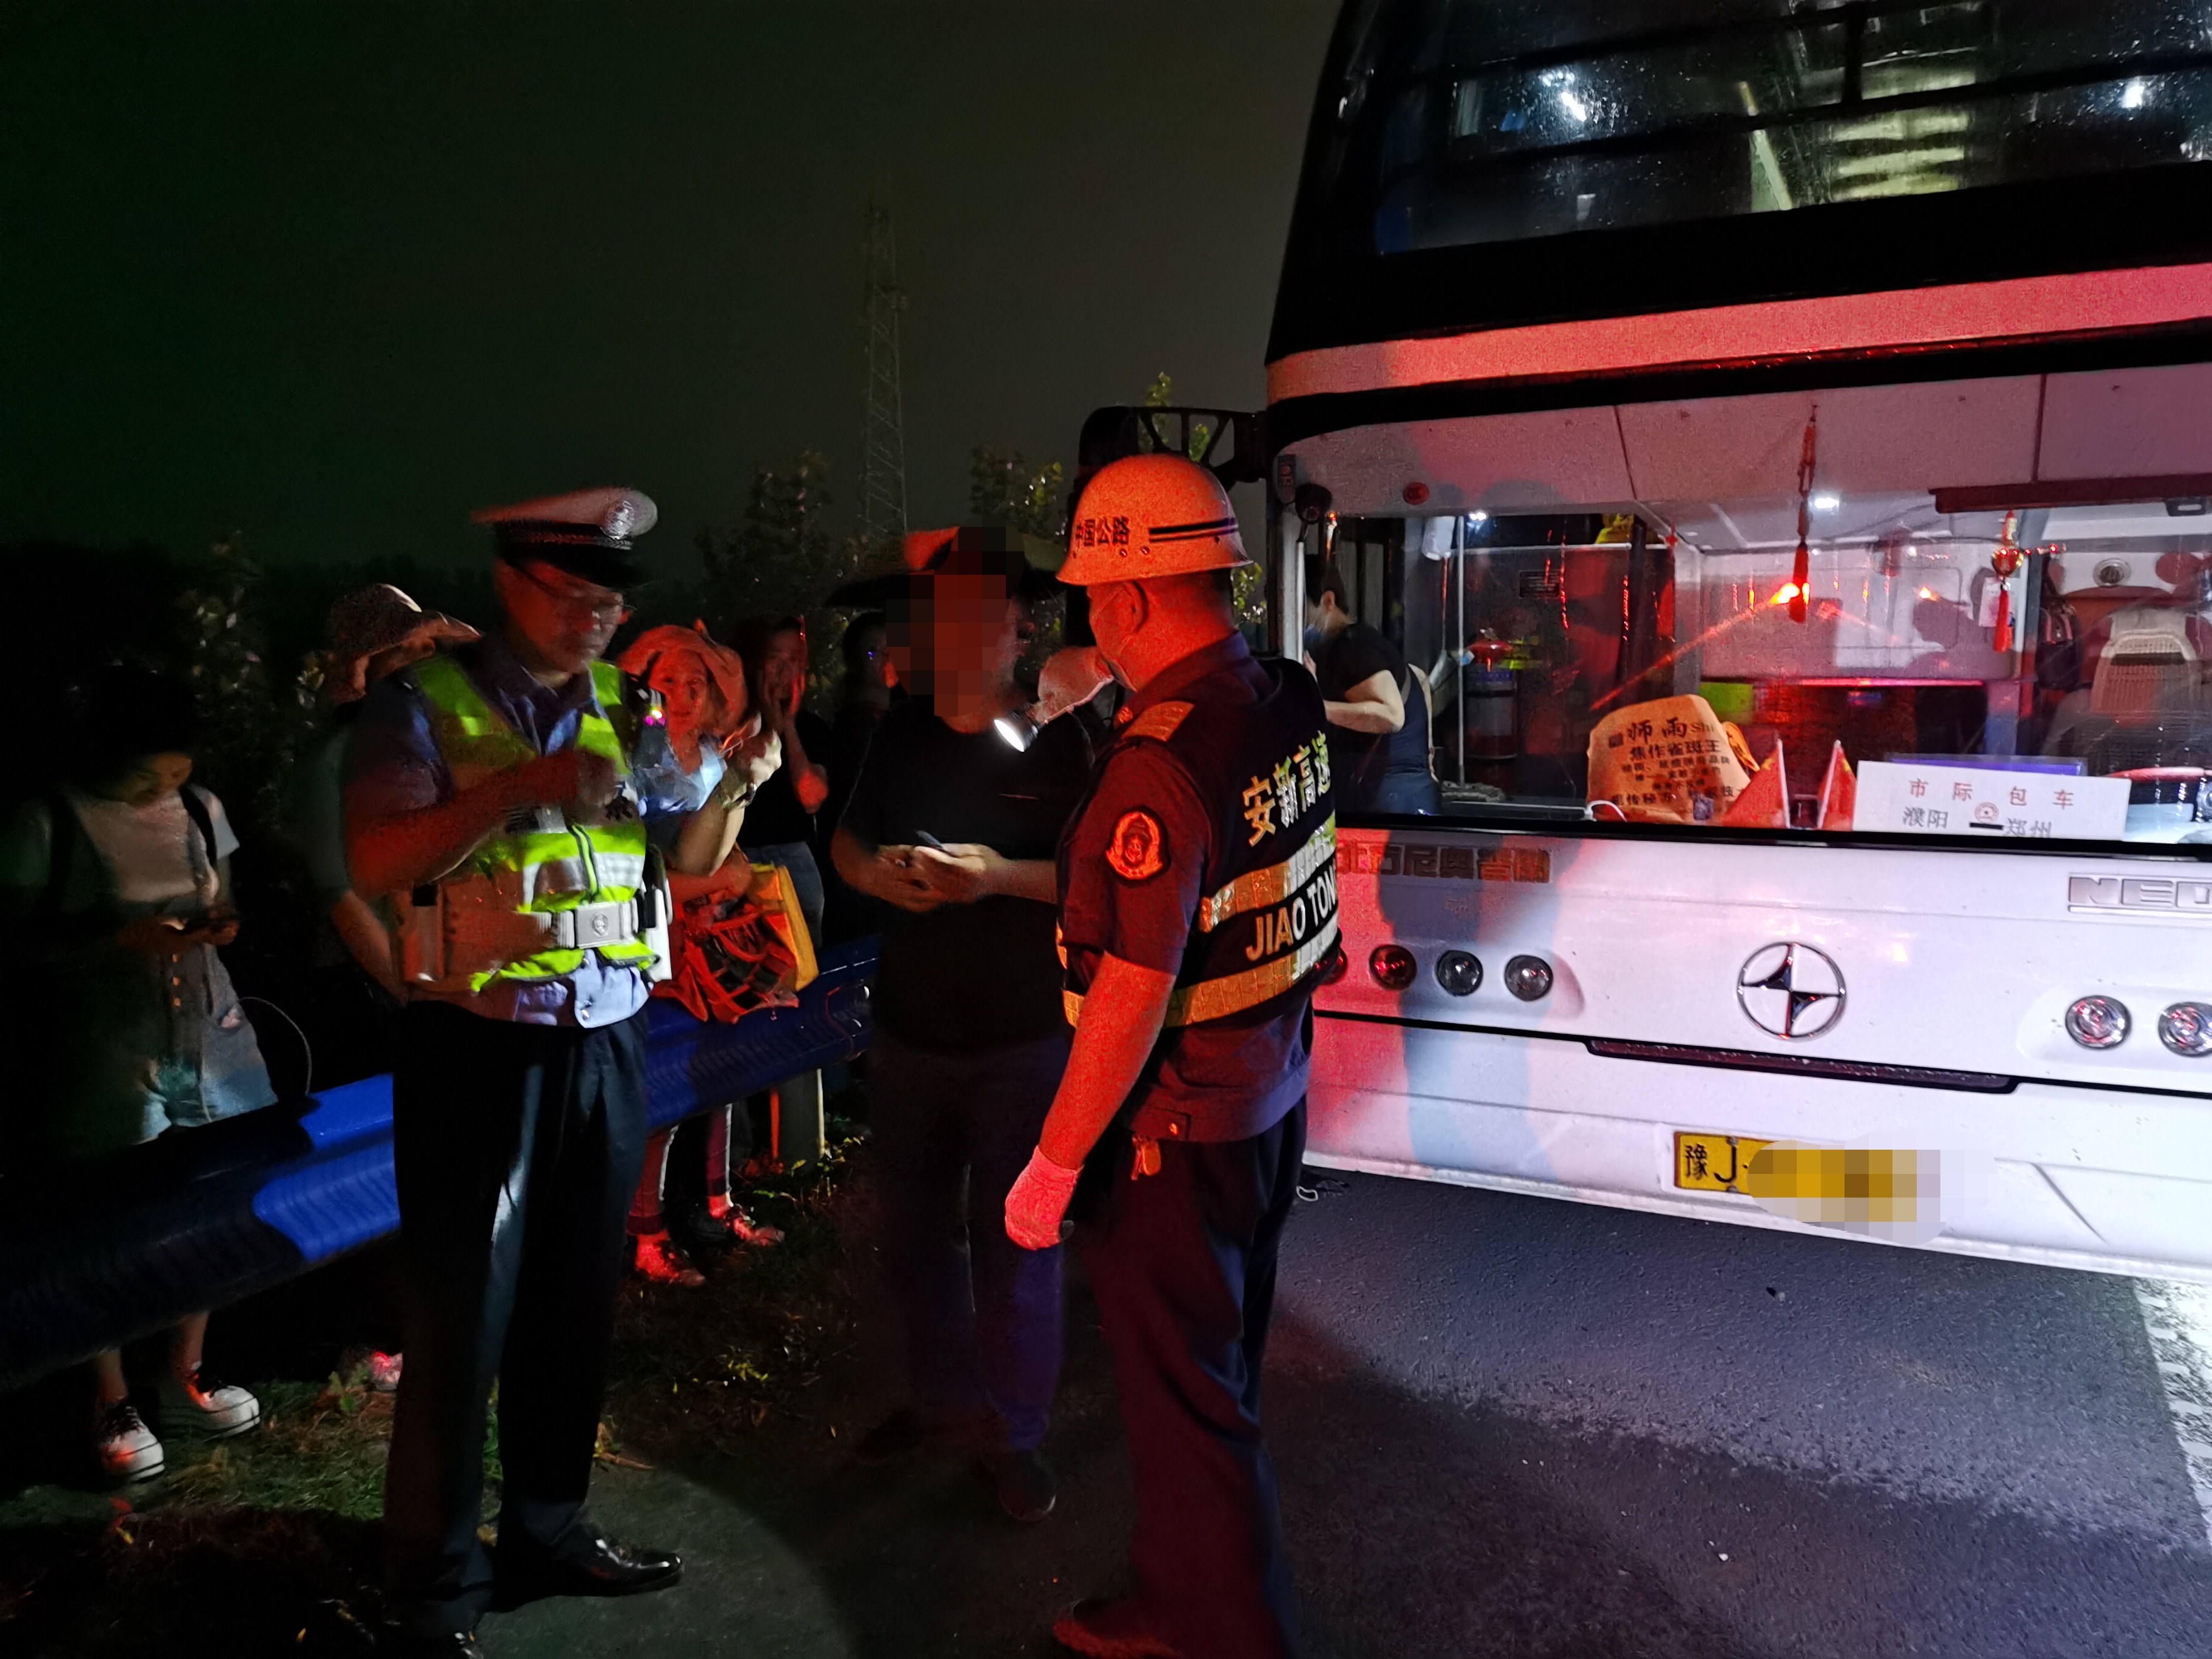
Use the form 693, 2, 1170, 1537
1674, 1131, 1772, 1194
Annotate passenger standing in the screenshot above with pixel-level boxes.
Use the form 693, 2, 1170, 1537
290, 586, 480, 1082
729, 614, 831, 944
831, 528, 1093, 1523
348, 489, 726, 1657
0, 668, 278, 1482
1304, 555, 1438, 814
1007, 456, 1338, 1659
617, 622, 785, 1285
822, 610, 894, 942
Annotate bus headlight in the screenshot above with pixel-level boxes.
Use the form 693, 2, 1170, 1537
2158, 1002, 2212, 1056
1504, 954, 1553, 1001
1434, 950, 1483, 996
2065, 995, 2130, 1049
1369, 945, 1416, 991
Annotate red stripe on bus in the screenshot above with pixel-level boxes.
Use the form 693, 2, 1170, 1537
1266, 264, 2212, 404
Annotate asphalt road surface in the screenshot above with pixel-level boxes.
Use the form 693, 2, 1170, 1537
495, 1168, 2212, 1658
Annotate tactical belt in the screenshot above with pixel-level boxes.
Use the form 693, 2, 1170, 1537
448, 895, 649, 957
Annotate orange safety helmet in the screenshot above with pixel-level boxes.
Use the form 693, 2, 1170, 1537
1058, 453, 1251, 586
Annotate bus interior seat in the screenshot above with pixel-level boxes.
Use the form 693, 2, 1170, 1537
2091, 608, 2200, 717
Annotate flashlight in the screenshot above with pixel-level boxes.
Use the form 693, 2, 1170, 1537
996, 646, 1112, 751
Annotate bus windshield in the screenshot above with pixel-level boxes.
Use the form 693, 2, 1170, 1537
1296, 370, 2212, 846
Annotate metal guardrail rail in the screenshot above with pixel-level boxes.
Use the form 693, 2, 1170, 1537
0, 940, 876, 1392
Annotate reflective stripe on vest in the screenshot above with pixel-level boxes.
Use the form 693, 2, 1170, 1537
1195, 816, 1336, 934
411, 654, 655, 990
1061, 908, 1339, 1030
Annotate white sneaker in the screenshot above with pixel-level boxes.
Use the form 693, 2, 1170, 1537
94, 1399, 165, 1482
164, 1365, 261, 1438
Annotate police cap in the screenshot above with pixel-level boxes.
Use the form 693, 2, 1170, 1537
472, 487, 657, 589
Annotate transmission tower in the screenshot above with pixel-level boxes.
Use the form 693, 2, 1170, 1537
860, 197, 908, 546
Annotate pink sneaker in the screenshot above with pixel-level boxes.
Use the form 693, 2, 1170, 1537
1051, 1598, 1181, 1658
708, 1198, 784, 1248
632, 1232, 706, 1287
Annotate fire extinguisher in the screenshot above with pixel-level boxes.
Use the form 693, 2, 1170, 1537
1462, 630, 1521, 760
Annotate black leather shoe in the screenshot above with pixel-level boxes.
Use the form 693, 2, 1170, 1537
986, 1446, 1057, 1524
379, 1623, 483, 1657
498, 1529, 683, 1600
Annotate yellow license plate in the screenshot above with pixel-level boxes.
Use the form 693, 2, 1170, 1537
1674, 1130, 1772, 1193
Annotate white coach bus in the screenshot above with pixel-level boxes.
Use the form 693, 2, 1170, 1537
1238, 0, 2212, 1278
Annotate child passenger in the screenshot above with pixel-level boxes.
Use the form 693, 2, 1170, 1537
0, 667, 278, 1480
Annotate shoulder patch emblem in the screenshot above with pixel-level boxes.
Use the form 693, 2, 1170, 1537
1106, 809, 1168, 881
1124, 701, 1195, 743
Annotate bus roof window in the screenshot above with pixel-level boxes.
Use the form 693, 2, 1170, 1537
1274, 1, 2212, 357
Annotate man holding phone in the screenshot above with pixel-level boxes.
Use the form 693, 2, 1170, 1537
830, 526, 1098, 1523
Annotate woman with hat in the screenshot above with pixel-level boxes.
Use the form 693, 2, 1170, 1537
617, 623, 788, 1285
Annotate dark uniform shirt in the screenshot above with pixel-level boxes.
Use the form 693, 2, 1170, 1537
1058, 631, 1336, 1142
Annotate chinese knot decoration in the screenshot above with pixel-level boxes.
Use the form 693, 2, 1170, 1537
1990, 509, 2024, 655
1790, 411, 1818, 625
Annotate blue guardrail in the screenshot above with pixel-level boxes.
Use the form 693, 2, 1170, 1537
0, 940, 875, 1392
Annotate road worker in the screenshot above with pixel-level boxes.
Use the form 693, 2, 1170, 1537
1004, 454, 1339, 1659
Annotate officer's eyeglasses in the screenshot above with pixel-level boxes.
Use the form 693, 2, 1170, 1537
514, 561, 631, 625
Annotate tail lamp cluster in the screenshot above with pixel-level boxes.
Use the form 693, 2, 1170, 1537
1367, 945, 1553, 1002
2065, 995, 2212, 1056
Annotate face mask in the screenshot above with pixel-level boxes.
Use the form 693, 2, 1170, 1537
1096, 642, 1134, 691
1302, 623, 1327, 654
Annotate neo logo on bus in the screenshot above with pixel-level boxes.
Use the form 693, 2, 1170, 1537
2067, 876, 2212, 917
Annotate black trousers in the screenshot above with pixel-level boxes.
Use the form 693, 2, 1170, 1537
873, 1027, 1070, 1452
1081, 1102, 1305, 1659
382, 1001, 649, 1634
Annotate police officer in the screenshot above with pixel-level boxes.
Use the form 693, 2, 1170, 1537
347, 488, 725, 1656
1005, 454, 1338, 1659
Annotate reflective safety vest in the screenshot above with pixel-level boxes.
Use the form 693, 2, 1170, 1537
1062, 660, 1340, 1031
392, 654, 667, 995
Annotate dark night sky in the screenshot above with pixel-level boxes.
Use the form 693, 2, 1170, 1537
1, 2, 1338, 572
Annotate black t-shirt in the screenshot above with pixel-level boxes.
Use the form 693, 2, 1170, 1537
742, 709, 833, 847
1314, 622, 1429, 802
839, 703, 1093, 1051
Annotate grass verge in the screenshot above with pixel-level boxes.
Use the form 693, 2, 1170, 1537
0, 1118, 865, 1657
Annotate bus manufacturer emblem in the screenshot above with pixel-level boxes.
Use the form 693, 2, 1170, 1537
2068, 876, 2212, 916
1737, 943, 1845, 1041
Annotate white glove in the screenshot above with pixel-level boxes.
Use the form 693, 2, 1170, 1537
1032, 646, 1113, 722
1004, 1146, 1082, 1250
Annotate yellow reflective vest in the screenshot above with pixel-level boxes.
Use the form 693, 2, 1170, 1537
392, 654, 663, 994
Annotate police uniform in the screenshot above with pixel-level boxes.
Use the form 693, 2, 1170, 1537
1057, 627, 1338, 1659
347, 488, 680, 1643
